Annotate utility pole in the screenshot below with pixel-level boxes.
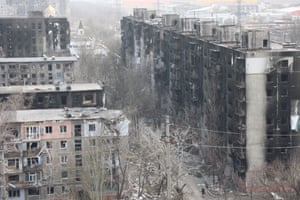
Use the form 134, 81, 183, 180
166, 115, 171, 200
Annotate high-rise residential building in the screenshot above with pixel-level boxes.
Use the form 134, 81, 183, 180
0, 12, 70, 58
120, 8, 300, 188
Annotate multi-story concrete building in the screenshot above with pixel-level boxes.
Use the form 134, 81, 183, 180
0, 56, 77, 86
1, 107, 129, 200
120, 8, 300, 186
0, 2, 129, 199
0, 83, 105, 109
0, 11, 70, 58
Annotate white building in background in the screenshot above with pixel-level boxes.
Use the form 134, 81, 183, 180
69, 21, 108, 57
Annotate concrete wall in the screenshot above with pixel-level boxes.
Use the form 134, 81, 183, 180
245, 55, 269, 174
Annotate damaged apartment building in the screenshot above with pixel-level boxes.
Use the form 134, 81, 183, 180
0, 10, 77, 86
0, 83, 130, 200
121, 8, 300, 186
0, 3, 129, 200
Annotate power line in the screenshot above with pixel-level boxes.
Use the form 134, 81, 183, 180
169, 123, 300, 137
199, 144, 299, 150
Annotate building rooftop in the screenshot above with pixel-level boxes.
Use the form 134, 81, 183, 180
0, 83, 103, 94
0, 56, 78, 63
7, 108, 124, 123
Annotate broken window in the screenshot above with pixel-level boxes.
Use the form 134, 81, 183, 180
74, 125, 81, 136
8, 190, 20, 197
72, 95, 81, 105
48, 73, 53, 80
75, 155, 82, 166
75, 140, 82, 151
61, 95, 67, 105
266, 89, 273, 97
83, 94, 95, 105
47, 187, 54, 194
27, 142, 38, 151
8, 159, 19, 169
267, 148, 273, 153
281, 102, 288, 110
280, 60, 289, 68
37, 96, 43, 104
9, 73, 16, 78
266, 117, 273, 125
45, 126, 52, 134
8, 65, 16, 70
46, 141, 52, 149
76, 170, 81, 181
89, 124, 95, 132
62, 186, 66, 193
266, 133, 273, 139
28, 188, 39, 196
61, 155, 68, 164
281, 116, 287, 124
60, 141, 67, 149
61, 171, 68, 179
281, 74, 288, 82
281, 148, 287, 153
266, 74, 272, 82
263, 39, 268, 48
27, 157, 38, 167
60, 125, 67, 133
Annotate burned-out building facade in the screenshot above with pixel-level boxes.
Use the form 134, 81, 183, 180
0, 3, 130, 199
0, 12, 70, 58
121, 8, 300, 184
0, 83, 105, 109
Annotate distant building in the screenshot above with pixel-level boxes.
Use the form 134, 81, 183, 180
0, 56, 77, 86
69, 21, 108, 57
121, 8, 300, 187
0, 0, 70, 17
0, 12, 70, 58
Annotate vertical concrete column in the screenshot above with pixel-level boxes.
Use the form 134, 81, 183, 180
245, 55, 269, 182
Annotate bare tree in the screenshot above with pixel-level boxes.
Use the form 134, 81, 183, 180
72, 135, 128, 200
0, 95, 27, 200
127, 121, 194, 199
243, 155, 300, 200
